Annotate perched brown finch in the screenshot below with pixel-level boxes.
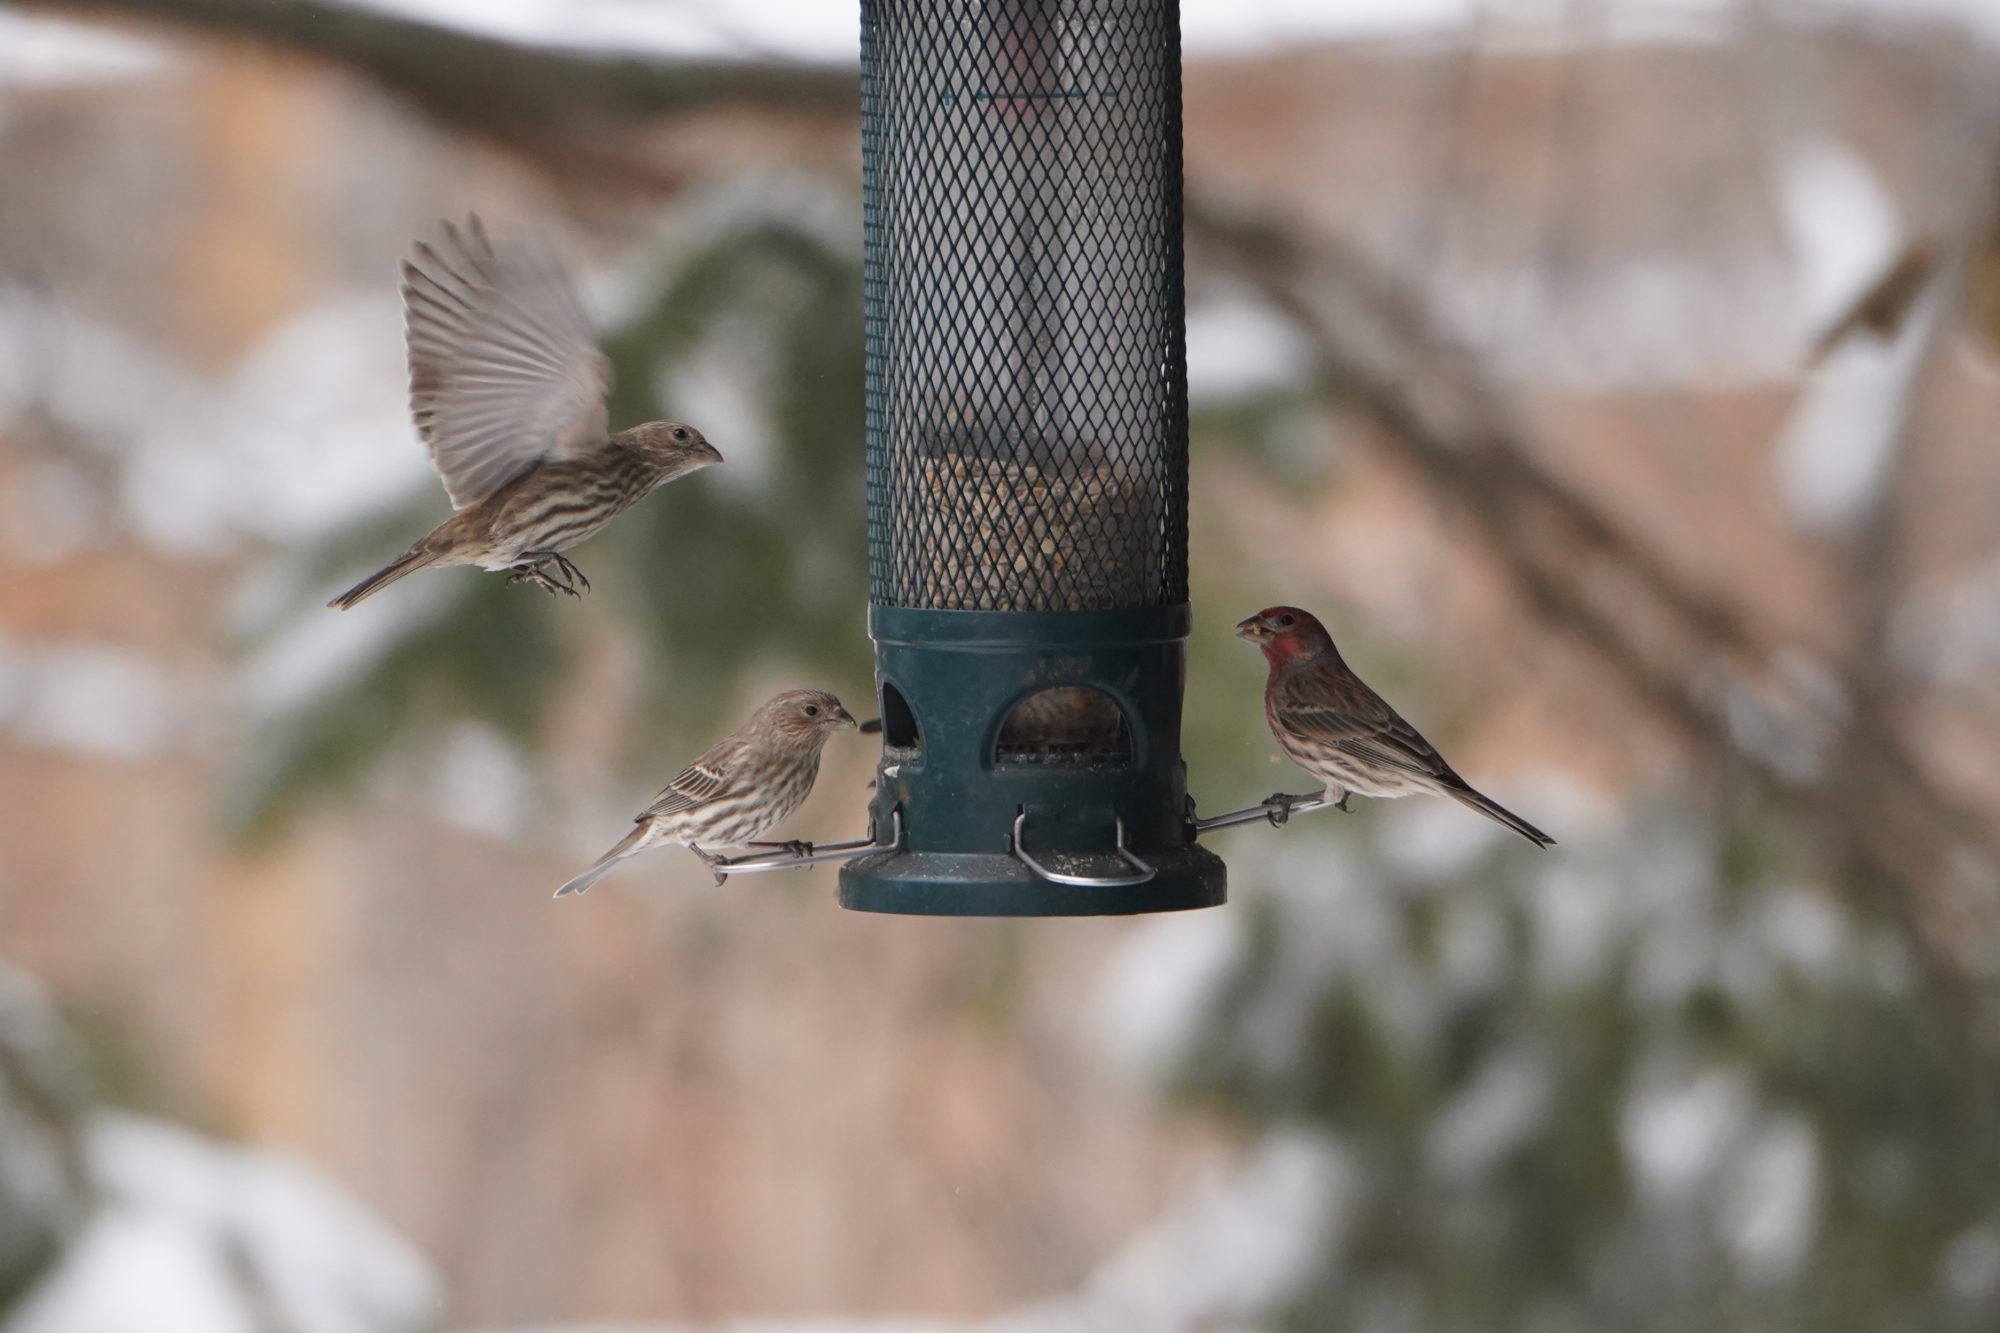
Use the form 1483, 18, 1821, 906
1237, 606, 1554, 847
329, 217, 721, 609
554, 689, 858, 897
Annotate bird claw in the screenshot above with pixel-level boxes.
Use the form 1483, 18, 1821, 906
507, 564, 566, 597
1264, 792, 1295, 827
510, 553, 589, 599
1334, 793, 1353, 813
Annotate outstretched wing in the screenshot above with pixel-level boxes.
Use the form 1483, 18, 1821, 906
403, 216, 610, 509
1275, 666, 1457, 783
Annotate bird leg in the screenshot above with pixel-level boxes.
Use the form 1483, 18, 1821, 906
507, 562, 569, 597
511, 551, 588, 599
746, 840, 814, 859
690, 845, 727, 886
1263, 790, 1336, 826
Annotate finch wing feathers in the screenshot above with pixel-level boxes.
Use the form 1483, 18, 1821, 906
403, 216, 611, 509
1278, 673, 1457, 782
640, 743, 744, 820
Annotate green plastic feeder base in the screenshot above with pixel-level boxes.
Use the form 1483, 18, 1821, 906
838, 604, 1227, 918
839, 845, 1226, 917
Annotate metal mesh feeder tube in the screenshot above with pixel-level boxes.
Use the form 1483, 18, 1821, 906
840, 0, 1225, 916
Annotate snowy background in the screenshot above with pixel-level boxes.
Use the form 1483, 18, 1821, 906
4, 0, 2000, 1328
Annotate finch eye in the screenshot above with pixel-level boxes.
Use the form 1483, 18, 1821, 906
804, 704, 820, 717
1276, 614, 1294, 628
671, 427, 689, 442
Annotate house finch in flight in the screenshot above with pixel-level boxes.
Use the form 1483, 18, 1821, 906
1237, 606, 1554, 847
329, 216, 721, 609
554, 689, 858, 897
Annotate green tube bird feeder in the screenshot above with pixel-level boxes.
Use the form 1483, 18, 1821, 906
836, 0, 1227, 915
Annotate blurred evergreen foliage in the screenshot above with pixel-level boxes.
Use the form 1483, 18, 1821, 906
599, 192, 872, 762
1169, 801, 2000, 1333
0, 971, 90, 1316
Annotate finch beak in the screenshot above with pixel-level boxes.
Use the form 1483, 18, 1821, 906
1235, 617, 1266, 641
698, 443, 724, 467
833, 705, 858, 729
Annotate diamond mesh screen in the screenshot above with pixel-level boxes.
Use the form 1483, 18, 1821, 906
862, 0, 1189, 612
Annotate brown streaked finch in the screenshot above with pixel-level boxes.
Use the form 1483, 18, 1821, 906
328, 216, 722, 609
554, 689, 858, 897
1236, 606, 1554, 848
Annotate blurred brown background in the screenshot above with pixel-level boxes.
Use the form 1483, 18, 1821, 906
3, 2, 2000, 1330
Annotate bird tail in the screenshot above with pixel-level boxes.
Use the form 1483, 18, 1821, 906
554, 823, 654, 898
328, 548, 439, 610
1449, 784, 1556, 848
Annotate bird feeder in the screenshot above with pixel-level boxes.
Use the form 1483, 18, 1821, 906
837, 0, 1227, 915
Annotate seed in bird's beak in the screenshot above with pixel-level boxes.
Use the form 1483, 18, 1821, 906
1235, 618, 1264, 639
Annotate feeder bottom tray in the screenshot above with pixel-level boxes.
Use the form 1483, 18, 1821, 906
839, 844, 1225, 917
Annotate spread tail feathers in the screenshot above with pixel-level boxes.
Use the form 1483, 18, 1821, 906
328, 549, 439, 610
554, 824, 653, 898
1449, 784, 1555, 848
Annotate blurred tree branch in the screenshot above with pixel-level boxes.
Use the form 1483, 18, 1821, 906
19, 0, 854, 188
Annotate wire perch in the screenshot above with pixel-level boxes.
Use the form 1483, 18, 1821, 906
1009, 809, 1156, 888
1188, 791, 1344, 837
713, 810, 904, 879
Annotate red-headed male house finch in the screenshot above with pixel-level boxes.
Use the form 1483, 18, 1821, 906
1237, 606, 1555, 847
554, 689, 858, 897
329, 217, 722, 609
